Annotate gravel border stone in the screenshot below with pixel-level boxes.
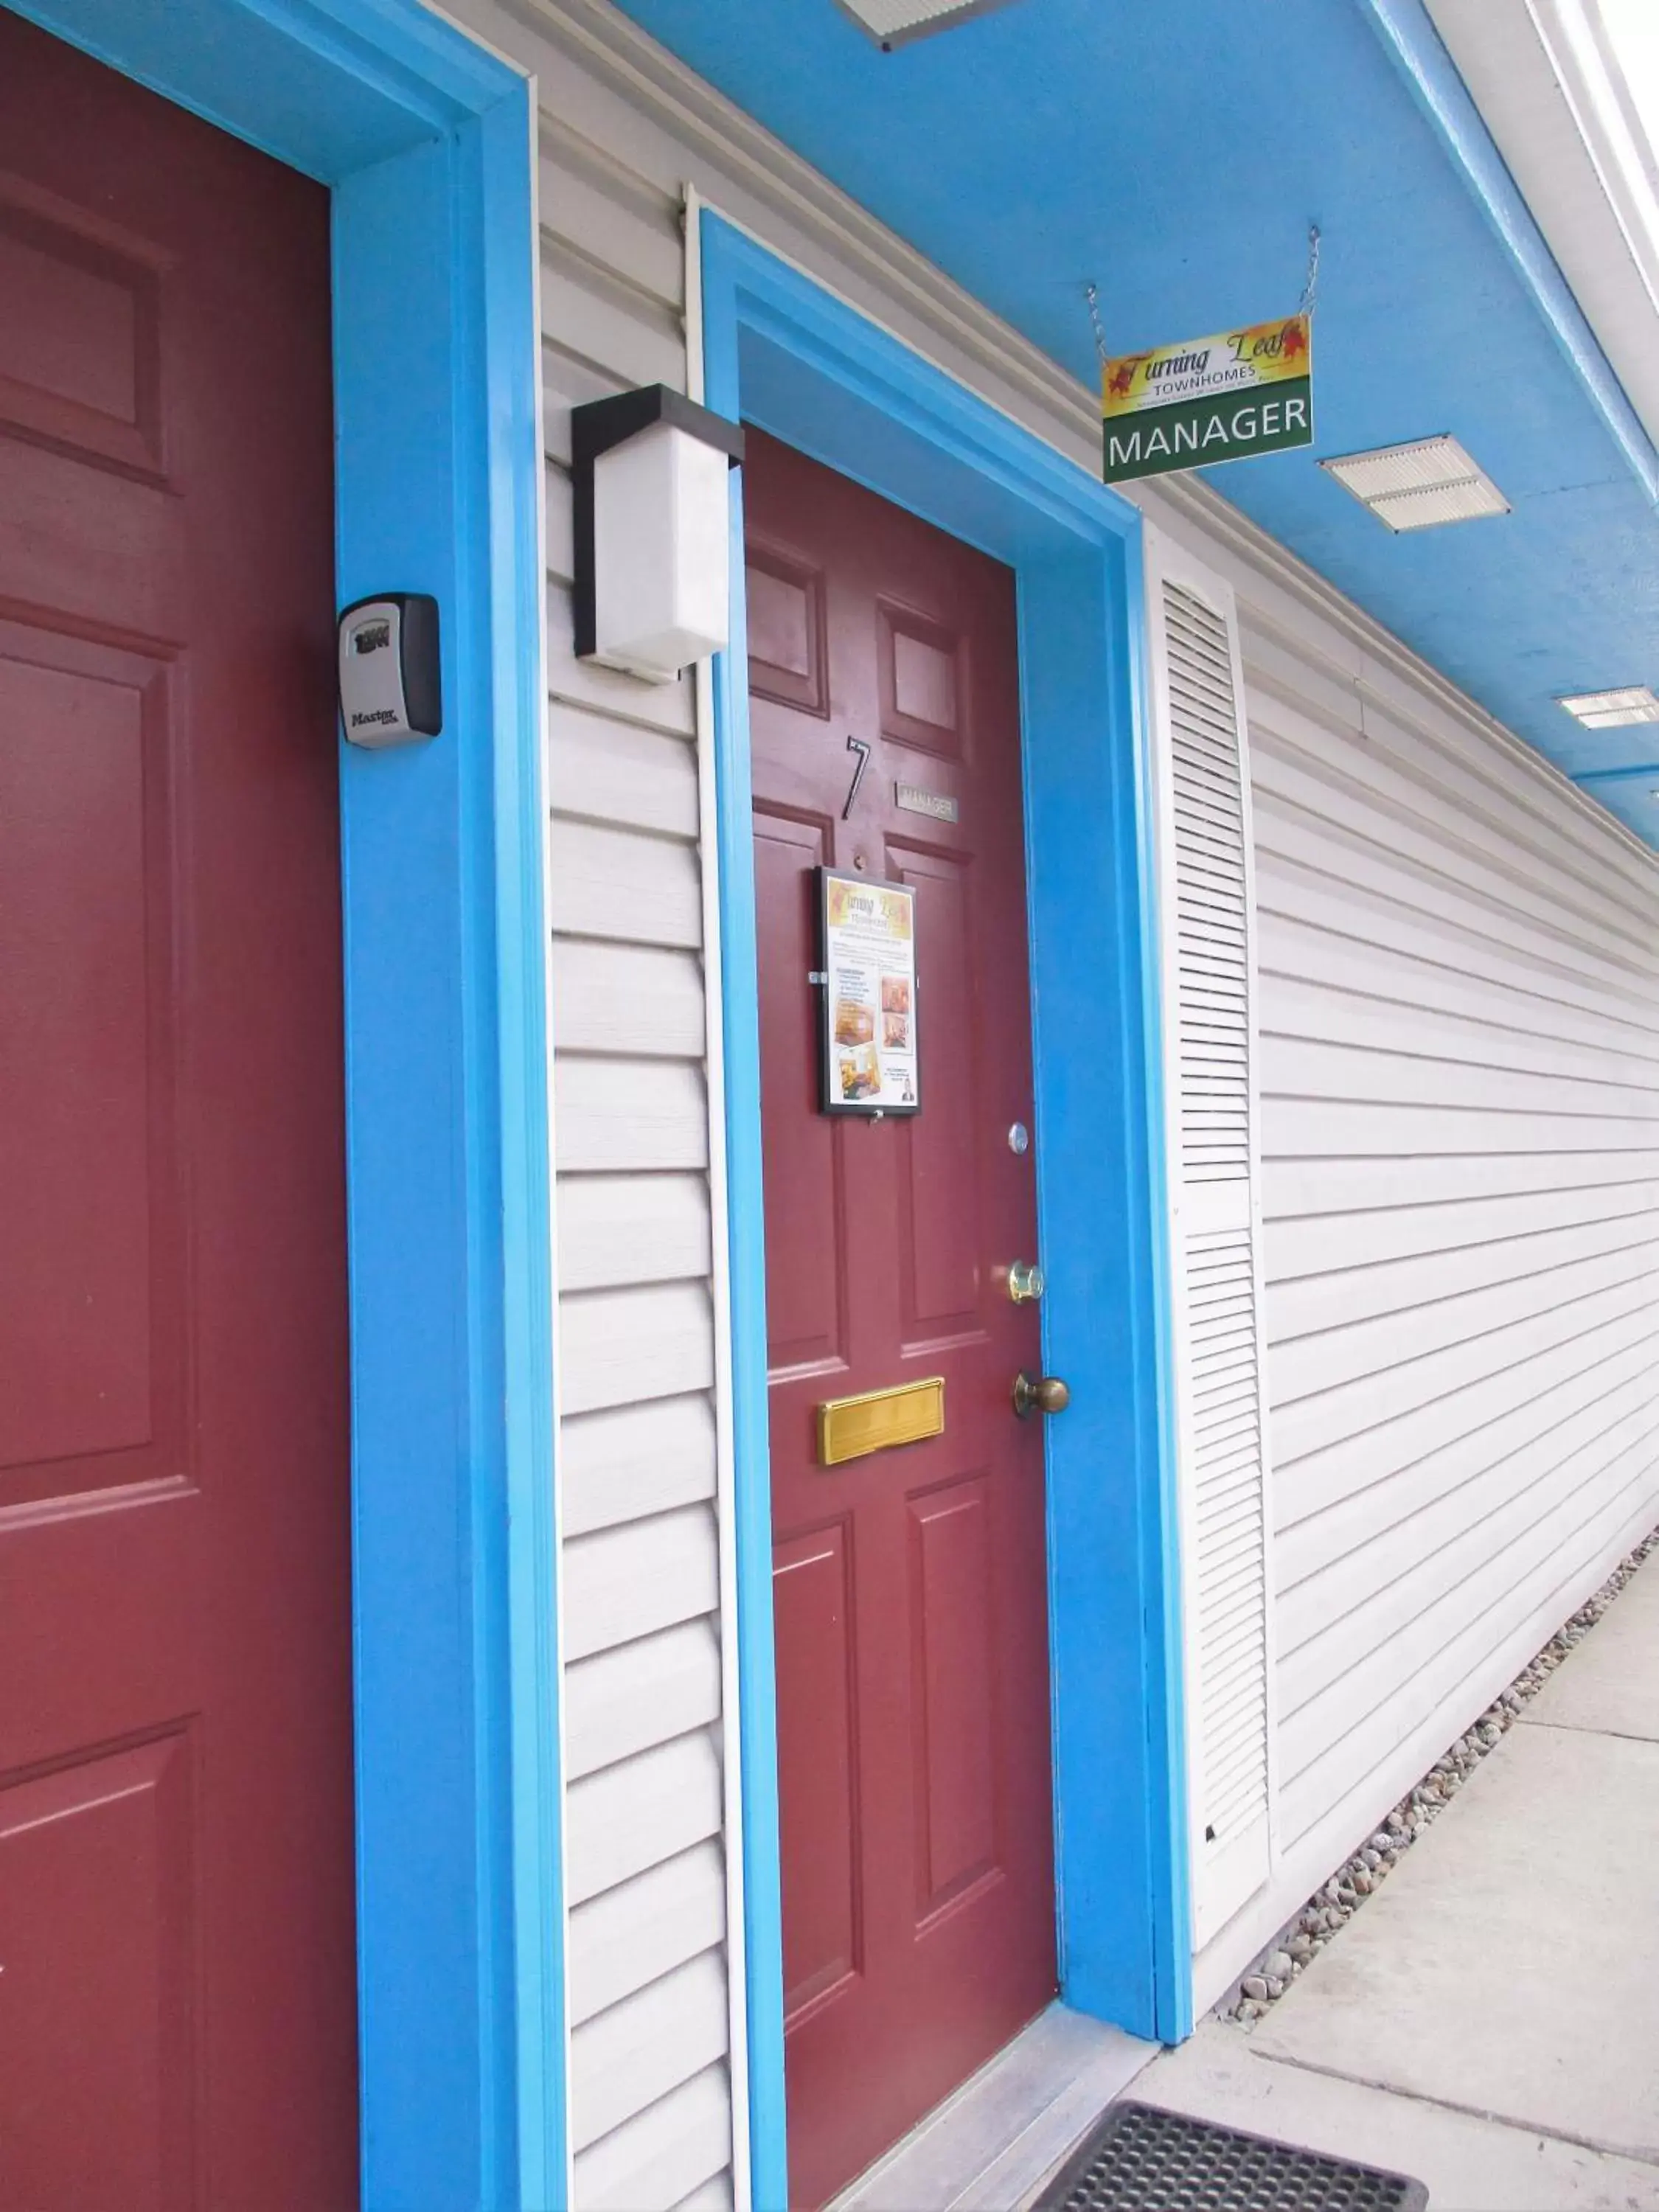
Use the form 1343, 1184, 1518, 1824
1222, 1523, 1659, 2027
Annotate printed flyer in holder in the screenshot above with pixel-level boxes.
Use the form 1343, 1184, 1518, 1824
818, 868, 920, 1116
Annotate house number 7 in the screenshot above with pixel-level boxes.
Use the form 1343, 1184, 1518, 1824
842, 734, 872, 820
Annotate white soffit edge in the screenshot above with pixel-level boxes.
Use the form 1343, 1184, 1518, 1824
1424, 0, 1659, 453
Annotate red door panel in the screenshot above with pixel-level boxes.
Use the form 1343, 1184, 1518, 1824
748, 432, 1057, 2209
908, 1475, 999, 1919
0, 16, 355, 2208
755, 809, 848, 1375
0, 627, 182, 1505
892, 847, 983, 1340
773, 1520, 862, 2020
1, 1736, 197, 2212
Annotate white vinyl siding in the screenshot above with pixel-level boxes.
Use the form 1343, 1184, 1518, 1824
1147, 534, 1274, 1948
1250, 610, 1659, 1849
1147, 481, 1659, 2008
538, 101, 739, 2208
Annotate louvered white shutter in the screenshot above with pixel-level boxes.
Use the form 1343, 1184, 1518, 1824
1144, 526, 1274, 1950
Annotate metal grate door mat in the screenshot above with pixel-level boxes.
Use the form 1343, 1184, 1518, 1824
1033, 2100, 1429, 2212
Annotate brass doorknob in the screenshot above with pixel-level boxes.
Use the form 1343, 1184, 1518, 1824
1012, 1371, 1070, 1419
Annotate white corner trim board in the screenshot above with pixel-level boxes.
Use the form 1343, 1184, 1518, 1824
1425, 0, 1659, 455
684, 177, 755, 2212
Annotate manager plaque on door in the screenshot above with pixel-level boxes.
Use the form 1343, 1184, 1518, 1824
817, 866, 920, 1116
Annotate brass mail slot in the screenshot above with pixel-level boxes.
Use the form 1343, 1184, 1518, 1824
817, 1377, 945, 1467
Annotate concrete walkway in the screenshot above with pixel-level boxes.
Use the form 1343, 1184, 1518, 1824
1131, 1554, 1659, 2209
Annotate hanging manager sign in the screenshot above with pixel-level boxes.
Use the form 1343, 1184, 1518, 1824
1102, 313, 1312, 484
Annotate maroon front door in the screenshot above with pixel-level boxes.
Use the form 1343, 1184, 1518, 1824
0, 17, 358, 2209
747, 432, 1058, 2207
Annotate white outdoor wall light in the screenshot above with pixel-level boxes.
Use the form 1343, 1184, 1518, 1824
572, 385, 745, 683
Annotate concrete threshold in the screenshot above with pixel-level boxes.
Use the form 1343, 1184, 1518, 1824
828, 2004, 1153, 2212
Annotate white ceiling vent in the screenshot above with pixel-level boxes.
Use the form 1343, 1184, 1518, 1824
1321, 435, 1510, 531
835, 0, 1020, 49
1557, 686, 1659, 728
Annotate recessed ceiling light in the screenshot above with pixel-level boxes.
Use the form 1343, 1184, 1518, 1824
1321, 435, 1510, 532
1558, 686, 1659, 728
834, 0, 1021, 49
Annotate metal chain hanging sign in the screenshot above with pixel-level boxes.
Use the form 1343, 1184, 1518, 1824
1091, 227, 1318, 485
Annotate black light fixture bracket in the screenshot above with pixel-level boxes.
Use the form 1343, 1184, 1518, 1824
570, 384, 745, 661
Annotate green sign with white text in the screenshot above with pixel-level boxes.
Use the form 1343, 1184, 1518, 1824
1102, 313, 1313, 484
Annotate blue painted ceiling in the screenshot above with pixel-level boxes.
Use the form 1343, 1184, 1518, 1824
616, 0, 1659, 846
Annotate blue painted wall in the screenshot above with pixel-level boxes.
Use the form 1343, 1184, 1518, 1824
327, 76, 565, 2211
335, 141, 502, 2201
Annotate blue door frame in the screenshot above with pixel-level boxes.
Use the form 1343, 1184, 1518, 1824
700, 213, 1193, 2207
1, 1, 563, 2205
